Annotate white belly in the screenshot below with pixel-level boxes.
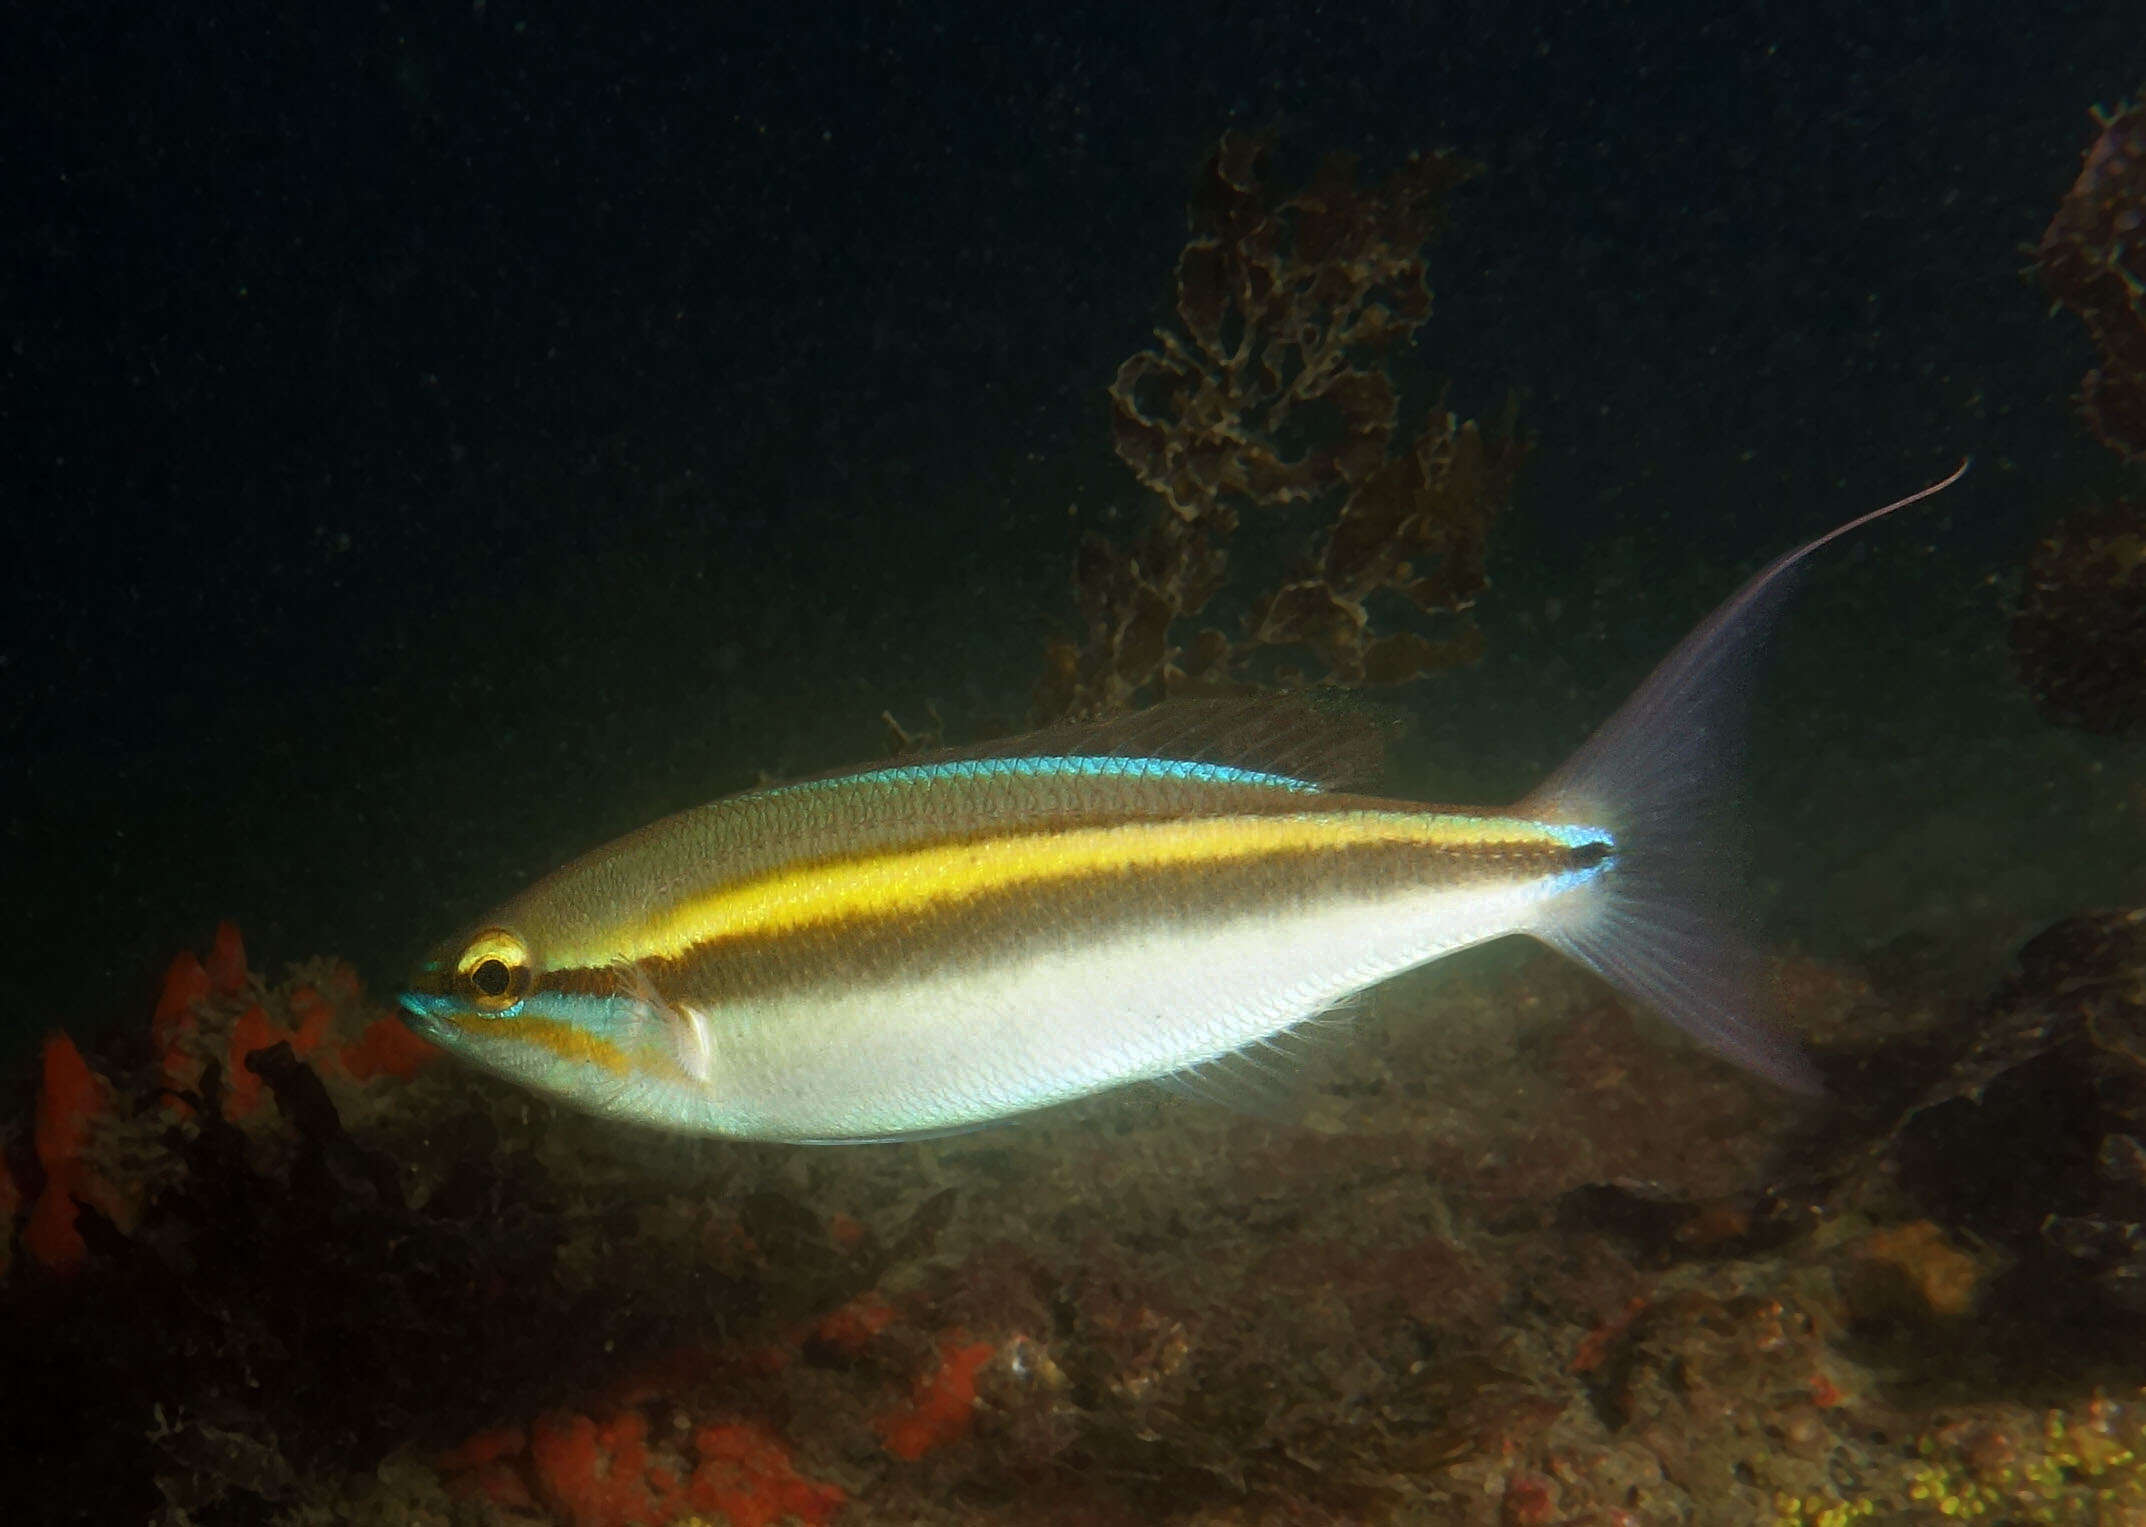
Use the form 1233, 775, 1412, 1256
698, 875, 1566, 1139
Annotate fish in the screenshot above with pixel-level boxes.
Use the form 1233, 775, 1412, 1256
399, 462, 1968, 1141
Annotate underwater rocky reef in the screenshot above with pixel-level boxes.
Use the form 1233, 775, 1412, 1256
7, 912, 2146, 1526
2017, 92, 2146, 740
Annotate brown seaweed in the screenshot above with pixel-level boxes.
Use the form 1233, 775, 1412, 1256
1038, 133, 1526, 721
2037, 90, 2146, 466
2011, 497, 2146, 736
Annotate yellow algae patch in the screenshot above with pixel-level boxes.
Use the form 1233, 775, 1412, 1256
1847, 1220, 1988, 1319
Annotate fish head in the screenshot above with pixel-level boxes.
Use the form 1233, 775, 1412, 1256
399, 923, 708, 1117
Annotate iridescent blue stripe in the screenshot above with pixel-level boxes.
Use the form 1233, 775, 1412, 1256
1539, 820, 1617, 848
761, 755, 1324, 799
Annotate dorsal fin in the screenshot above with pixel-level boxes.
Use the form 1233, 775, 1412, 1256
902, 696, 1393, 792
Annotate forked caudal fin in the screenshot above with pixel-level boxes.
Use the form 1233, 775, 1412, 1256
1518, 461, 1970, 1093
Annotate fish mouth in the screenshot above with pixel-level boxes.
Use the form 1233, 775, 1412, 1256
397, 990, 452, 1040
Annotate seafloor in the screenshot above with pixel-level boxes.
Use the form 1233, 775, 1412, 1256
5, 901, 2146, 1527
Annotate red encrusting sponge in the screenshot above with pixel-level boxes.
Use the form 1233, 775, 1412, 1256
6, 920, 443, 1277
204, 918, 249, 997
688, 1420, 846, 1527
873, 1328, 996, 1461
24, 1032, 119, 1272
439, 1407, 846, 1527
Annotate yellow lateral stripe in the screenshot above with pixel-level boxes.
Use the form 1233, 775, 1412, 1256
615, 811, 1572, 964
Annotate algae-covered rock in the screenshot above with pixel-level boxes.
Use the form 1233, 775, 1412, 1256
2012, 499, 2146, 737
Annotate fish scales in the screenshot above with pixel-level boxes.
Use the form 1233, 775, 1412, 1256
628, 809, 1588, 1003
402, 464, 1971, 1142
621, 810, 1592, 1141
446, 763, 1594, 1139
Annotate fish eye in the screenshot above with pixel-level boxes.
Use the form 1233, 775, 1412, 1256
454, 928, 534, 1013
471, 958, 512, 997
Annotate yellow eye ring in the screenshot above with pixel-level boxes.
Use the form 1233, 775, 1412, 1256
455, 927, 534, 1013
